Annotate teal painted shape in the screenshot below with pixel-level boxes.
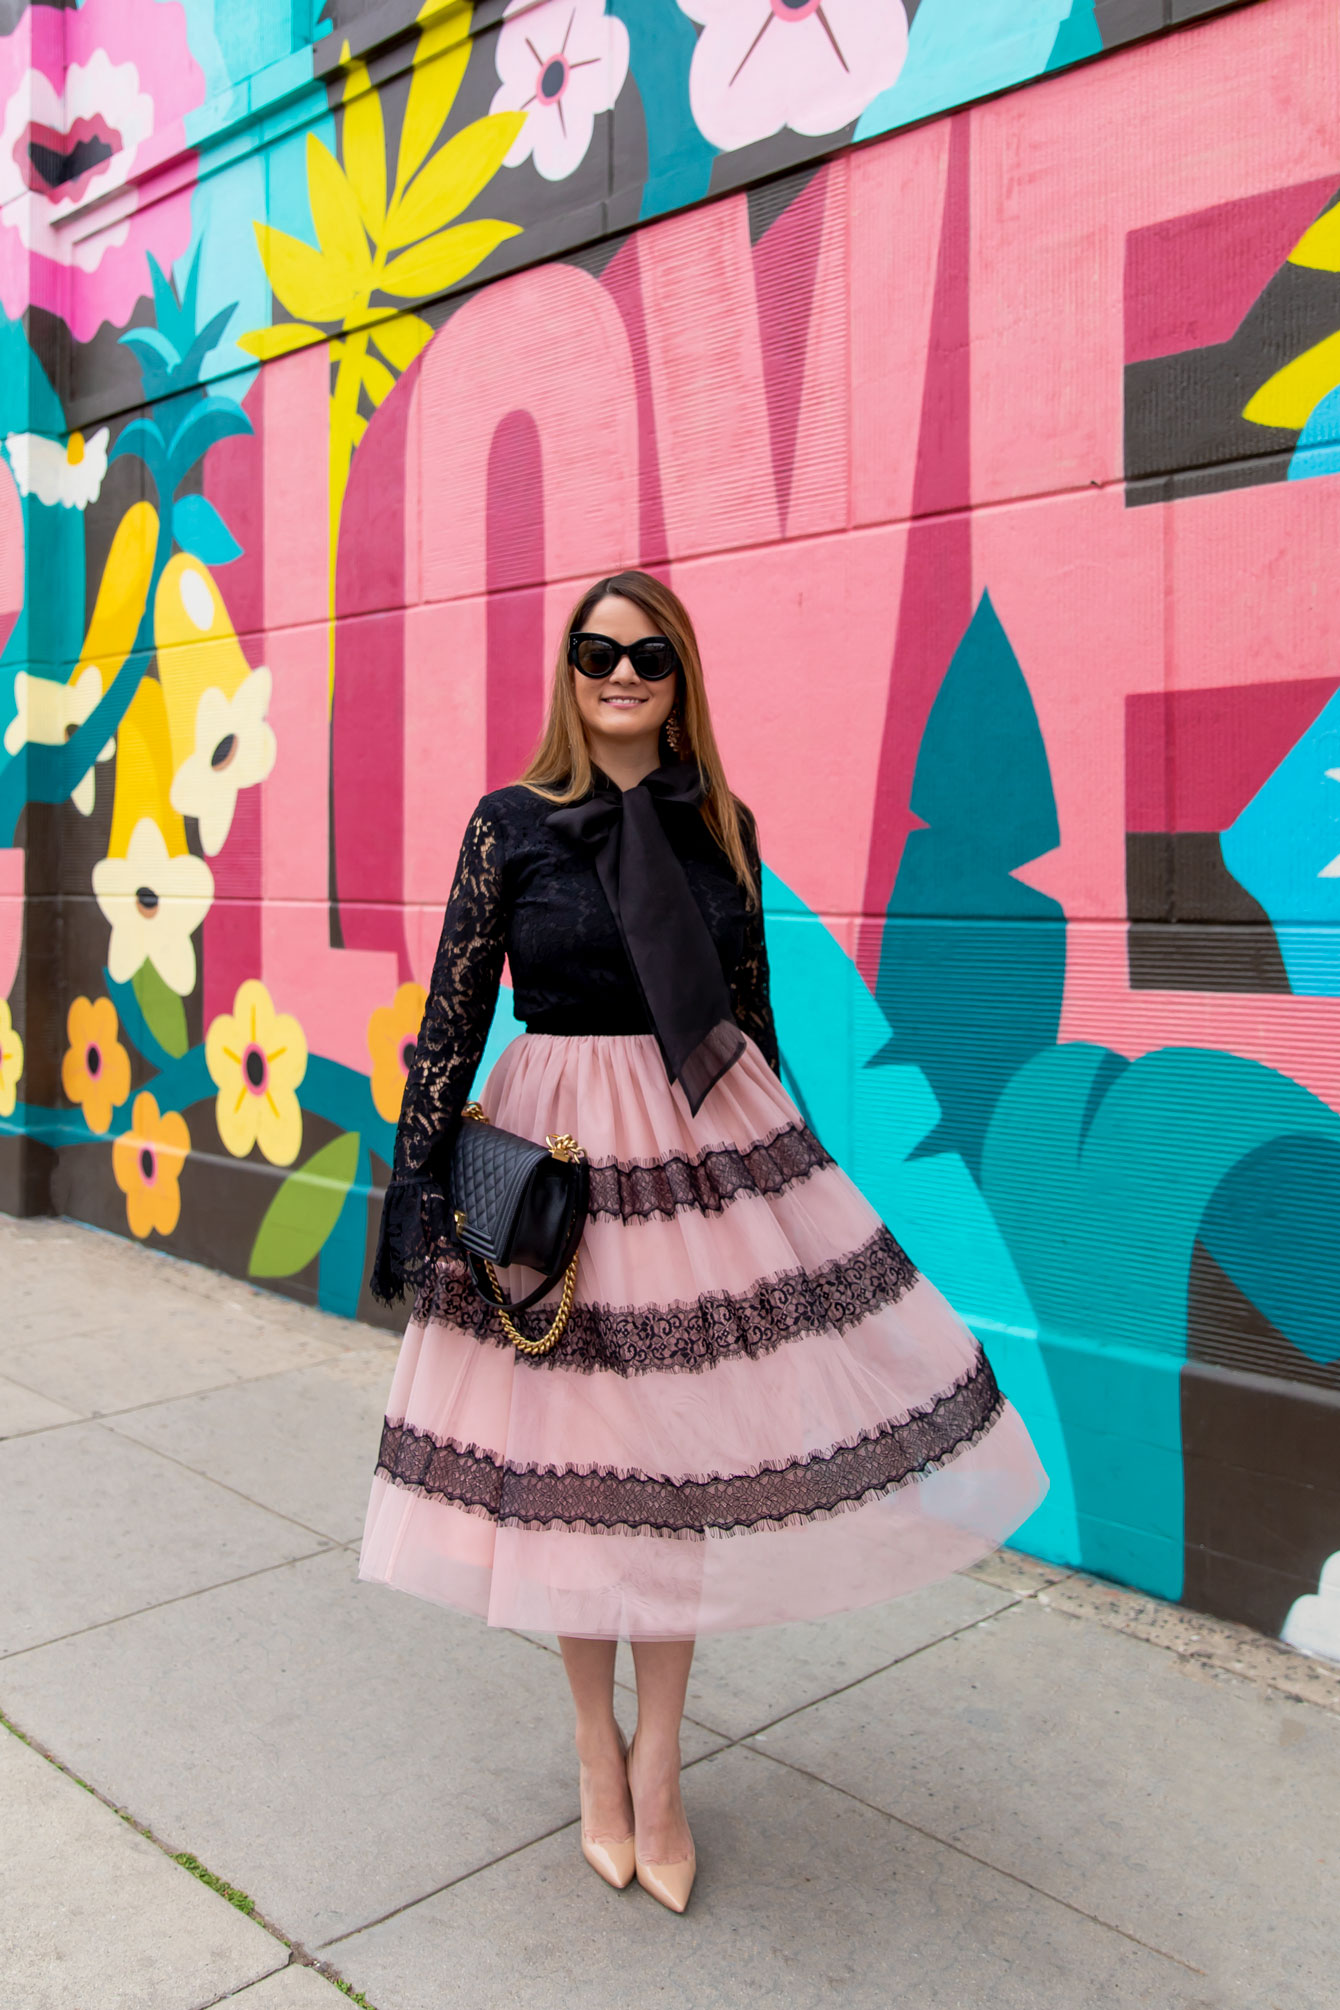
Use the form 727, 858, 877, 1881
856, 0, 1074, 139
177, 0, 247, 134
1287, 385, 1340, 482
981, 1042, 1340, 1359
608, 0, 716, 219
319, 1133, 373, 1316
180, 161, 264, 395
875, 591, 1065, 1176
301, 1054, 394, 1162
980, 1041, 1340, 1598
765, 866, 1078, 1564
1047, 0, 1102, 68
123, 1046, 216, 1118
131, 1045, 394, 1164
178, 0, 319, 141
1200, 1136, 1340, 1364
1041, 1328, 1186, 1593
0, 315, 85, 710
1221, 685, 1340, 990
1, 1103, 94, 1149
470, 985, 527, 1102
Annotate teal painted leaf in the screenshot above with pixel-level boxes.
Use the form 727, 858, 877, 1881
167, 395, 252, 480
119, 327, 182, 398
147, 252, 187, 355
179, 243, 203, 346
249, 1132, 361, 1279
173, 492, 243, 565
131, 958, 188, 1059
874, 591, 1065, 1175
179, 305, 237, 387
110, 417, 171, 497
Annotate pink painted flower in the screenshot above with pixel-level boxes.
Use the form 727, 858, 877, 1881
0, 0, 204, 342
680, 0, 908, 152
491, 0, 630, 183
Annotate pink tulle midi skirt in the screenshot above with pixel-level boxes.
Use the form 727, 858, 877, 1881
358, 1033, 1047, 1639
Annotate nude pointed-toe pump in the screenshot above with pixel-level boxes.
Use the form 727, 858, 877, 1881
627, 1734, 696, 1913
634, 1844, 696, 1914
579, 1735, 636, 1891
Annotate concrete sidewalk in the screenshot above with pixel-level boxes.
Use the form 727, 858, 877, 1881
1, 1215, 1336, 2010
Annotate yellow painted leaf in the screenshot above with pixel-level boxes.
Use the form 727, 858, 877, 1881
236, 322, 322, 360
380, 218, 519, 300
109, 677, 185, 859
306, 134, 373, 293
398, 3, 472, 186
76, 502, 159, 694
1244, 330, 1340, 430
1289, 203, 1340, 273
371, 313, 434, 372
254, 221, 357, 326
362, 352, 397, 405
389, 112, 525, 247
342, 59, 387, 235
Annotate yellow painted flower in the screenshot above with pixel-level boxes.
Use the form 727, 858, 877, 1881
111, 1092, 189, 1239
61, 996, 131, 1135
367, 981, 427, 1122
0, 998, 23, 1118
205, 978, 308, 1166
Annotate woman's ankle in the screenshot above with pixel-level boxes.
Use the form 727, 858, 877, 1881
574, 1715, 625, 1766
629, 1728, 682, 1781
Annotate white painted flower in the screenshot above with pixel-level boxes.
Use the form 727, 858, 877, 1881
491, 0, 629, 182
679, 0, 908, 152
91, 817, 214, 996
4, 427, 108, 510
1282, 1553, 1340, 1663
0, 50, 151, 271
169, 668, 277, 857
3, 666, 114, 814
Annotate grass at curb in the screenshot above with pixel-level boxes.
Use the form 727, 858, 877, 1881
172, 1851, 259, 1915
329, 1980, 379, 2007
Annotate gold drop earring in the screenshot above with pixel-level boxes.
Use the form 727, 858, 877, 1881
664, 705, 685, 754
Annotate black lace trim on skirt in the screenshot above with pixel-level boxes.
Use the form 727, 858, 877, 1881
375, 1344, 1004, 1538
411, 1224, 919, 1376
585, 1122, 832, 1223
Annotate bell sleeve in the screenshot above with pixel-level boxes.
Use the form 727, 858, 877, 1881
729, 804, 781, 1077
369, 802, 508, 1305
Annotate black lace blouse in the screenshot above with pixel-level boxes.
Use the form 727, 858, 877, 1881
371, 777, 779, 1303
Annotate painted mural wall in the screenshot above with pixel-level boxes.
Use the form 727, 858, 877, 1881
3, 0, 1338, 1655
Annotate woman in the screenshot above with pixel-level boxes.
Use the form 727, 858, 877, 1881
360, 570, 1047, 1913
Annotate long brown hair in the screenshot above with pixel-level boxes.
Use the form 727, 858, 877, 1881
518, 570, 757, 904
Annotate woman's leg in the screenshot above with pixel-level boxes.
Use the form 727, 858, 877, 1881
628, 1637, 695, 1863
559, 1636, 634, 1840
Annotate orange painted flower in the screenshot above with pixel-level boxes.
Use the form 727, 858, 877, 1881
367, 981, 427, 1123
112, 1091, 189, 1239
61, 995, 131, 1135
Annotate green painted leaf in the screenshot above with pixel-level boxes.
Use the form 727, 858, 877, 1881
131, 958, 188, 1059
248, 1131, 361, 1279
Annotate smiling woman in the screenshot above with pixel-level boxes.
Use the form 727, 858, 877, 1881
359, 566, 1047, 1913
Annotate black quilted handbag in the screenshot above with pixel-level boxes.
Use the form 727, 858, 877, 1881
446, 1102, 589, 1356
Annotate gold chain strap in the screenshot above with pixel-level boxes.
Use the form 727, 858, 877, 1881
460, 1104, 584, 1356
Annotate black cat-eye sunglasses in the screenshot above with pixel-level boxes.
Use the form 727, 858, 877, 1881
567, 631, 680, 681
